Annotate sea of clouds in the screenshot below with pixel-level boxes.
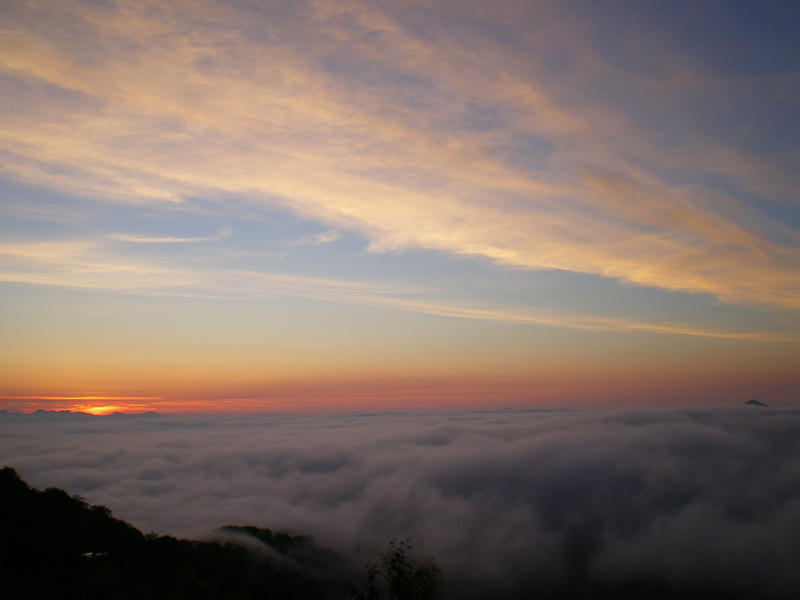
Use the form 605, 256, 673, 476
2, 407, 799, 597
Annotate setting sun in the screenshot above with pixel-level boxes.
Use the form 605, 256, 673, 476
74, 405, 122, 416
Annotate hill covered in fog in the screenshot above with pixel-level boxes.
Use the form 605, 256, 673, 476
0, 466, 356, 599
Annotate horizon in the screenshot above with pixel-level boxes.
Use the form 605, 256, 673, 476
0, 398, 786, 416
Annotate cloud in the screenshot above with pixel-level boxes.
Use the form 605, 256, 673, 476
3, 407, 800, 597
364, 296, 796, 342
290, 229, 341, 247
1, 0, 799, 312
309, 230, 340, 245
109, 227, 232, 244
1, 238, 790, 341
0, 237, 411, 296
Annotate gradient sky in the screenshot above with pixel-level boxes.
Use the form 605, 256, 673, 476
1, 0, 799, 413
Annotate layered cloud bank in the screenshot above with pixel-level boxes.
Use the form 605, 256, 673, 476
3, 407, 799, 597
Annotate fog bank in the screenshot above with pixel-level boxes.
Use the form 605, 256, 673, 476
2, 407, 799, 597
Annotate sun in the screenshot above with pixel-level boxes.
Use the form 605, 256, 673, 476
81, 405, 123, 416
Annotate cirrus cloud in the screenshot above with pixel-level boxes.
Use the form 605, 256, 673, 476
1, 0, 799, 313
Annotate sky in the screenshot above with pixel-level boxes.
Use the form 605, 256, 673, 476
1, 0, 799, 413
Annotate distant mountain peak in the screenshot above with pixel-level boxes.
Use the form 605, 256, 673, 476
745, 399, 769, 407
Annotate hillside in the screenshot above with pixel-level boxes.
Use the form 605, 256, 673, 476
0, 467, 353, 599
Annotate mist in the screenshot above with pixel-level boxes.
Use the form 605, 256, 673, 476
2, 407, 799, 597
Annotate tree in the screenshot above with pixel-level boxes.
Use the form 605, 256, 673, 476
354, 538, 441, 600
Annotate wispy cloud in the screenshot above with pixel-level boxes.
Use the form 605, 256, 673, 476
0, 238, 791, 342
0, 0, 798, 312
363, 297, 796, 343
109, 227, 232, 244
290, 229, 340, 247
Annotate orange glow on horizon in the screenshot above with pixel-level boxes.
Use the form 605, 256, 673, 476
0, 396, 163, 401
76, 404, 123, 415
3, 367, 798, 414
0, 396, 161, 415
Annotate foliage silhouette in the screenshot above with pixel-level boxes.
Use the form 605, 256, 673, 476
354, 538, 441, 600
0, 466, 351, 599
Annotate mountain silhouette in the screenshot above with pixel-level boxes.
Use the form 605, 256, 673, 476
745, 399, 770, 407
0, 466, 351, 599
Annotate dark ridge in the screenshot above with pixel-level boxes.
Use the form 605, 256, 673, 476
107, 411, 162, 418
0, 466, 351, 599
745, 399, 770, 407
217, 525, 356, 580
33, 409, 93, 416
220, 524, 314, 550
